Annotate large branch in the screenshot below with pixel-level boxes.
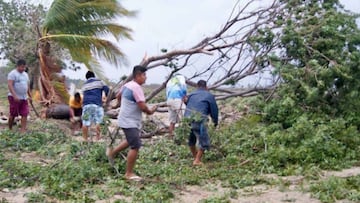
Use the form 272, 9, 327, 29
109, 0, 284, 104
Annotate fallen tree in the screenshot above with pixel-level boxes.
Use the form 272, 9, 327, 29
108, 0, 283, 105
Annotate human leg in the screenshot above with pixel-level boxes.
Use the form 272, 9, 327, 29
193, 122, 209, 165
167, 99, 183, 137
125, 148, 139, 178
193, 149, 204, 165
190, 145, 197, 157
122, 128, 142, 179
94, 105, 104, 140
19, 116, 27, 133
81, 105, 93, 142
169, 122, 175, 137
107, 140, 129, 158
8, 116, 14, 130
95, 124, 101, 140
8, 96, 18, 130
82, 125, 89, 141
188, 127, 198, 157
19, 100, 29, 133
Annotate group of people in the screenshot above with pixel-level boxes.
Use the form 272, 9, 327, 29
106, 66, 218, 181
7, 59, 219, 182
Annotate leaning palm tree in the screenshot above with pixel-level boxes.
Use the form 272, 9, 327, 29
37, 0, 134, 106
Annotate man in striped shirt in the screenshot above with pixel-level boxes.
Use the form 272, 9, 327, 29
81, 71, 109, 142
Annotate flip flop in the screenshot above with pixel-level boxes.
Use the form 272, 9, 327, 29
125, 175, 143, 182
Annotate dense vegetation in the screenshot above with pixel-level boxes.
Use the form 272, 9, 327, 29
0, 92, 359, 202
1, 0, 360, 202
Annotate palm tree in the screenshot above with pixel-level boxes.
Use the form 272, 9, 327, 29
37, 0, 134, 105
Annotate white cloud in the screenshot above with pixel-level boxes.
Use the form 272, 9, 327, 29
18, 0, 360, 84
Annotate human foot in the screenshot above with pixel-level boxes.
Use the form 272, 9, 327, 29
106, 146, 115, 166
192, 161, 203, 166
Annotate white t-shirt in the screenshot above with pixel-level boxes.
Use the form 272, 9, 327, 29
7, 69, 29, 100
117, 81, 146, 129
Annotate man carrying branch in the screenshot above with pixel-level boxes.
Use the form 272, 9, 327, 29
107, 65, 158, 181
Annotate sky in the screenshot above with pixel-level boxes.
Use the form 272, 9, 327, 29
65, 0, 360, 84
63, 0, 237, 84
5, 0, 360, 84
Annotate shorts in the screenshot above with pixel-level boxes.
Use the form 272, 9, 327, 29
188, 121, 210, 150
82, 104, 104, 126
123, 128, 142, 149
8, 96, 29, 117
167, 99, 185, 123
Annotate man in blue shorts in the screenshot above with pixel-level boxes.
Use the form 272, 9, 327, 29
81, 71, 109, 142
184, 80, 218, 166
7, 59, 32, 133
106, 65, 157, 181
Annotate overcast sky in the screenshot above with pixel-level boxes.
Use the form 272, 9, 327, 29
63, 0, 237, 83
15, 0, 360, 84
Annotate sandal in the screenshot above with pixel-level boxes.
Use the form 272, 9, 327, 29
125, 175, 143, 182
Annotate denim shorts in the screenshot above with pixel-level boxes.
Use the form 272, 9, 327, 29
82, 104, 104, 126
188, 121, 210, 150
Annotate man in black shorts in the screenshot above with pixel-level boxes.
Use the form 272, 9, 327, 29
106, 65, 157, 181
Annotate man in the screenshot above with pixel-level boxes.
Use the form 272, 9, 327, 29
81, 71, 109, 142
7, 59, 32, 133
184, 80, 218, 166
106, 65, 157, 181
69, 92, 83, 133
166, 74, 187, 138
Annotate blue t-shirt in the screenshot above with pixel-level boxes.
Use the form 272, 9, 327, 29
184, 89, 219, 126
166, 75, 187, 100
7, 69, 29, 100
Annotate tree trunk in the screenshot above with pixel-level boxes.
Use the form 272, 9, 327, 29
45, 104, 70, 119
38, 42, 69, 106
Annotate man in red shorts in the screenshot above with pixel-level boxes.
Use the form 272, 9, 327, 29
7, 59, 32, 133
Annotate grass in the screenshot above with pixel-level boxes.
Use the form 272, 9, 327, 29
0, 94, 359, 202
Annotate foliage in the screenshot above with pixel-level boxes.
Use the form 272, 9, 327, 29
0, 98, 359, 202
39, 0, 135, 77
263, 0, 360, 128
0, 0, 360, 202
0, 0, 45, 64
310, 175, 360, 203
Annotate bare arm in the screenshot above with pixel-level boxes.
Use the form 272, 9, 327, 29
69, 108, 75, 118
8, 80, 19, 101
137, 101, 157, 115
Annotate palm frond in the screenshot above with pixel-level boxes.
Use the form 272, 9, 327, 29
40, 33, 127, 67
58, 22, 133, 41
41, 0, 134, 70
43, 0, 134, 38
